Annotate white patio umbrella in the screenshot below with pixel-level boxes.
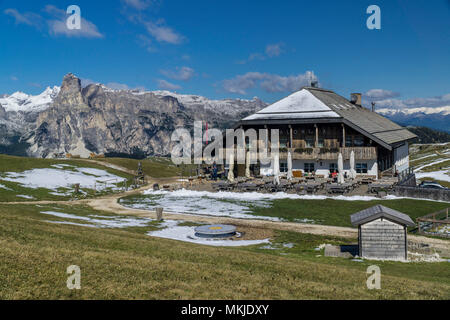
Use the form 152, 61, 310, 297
273, 153, 280, 185
373, 161, 378, 180
227, 152, 235, 182
287, 151, 293, 181
338, 153, 345, 184
245, 150, 251, 178
349, 150, 357, 179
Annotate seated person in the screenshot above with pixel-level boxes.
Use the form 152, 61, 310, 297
331, 170, 338, 182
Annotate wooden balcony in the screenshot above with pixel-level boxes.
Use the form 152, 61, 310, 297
219, 147, 377, 161
284, 147, 377, 160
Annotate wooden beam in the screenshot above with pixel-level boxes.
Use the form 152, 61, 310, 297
315, 124, 319, 148
342, 124, 346, 148
289, 125, 293, 150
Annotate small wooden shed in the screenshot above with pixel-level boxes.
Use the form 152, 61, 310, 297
350, 205, 415, 260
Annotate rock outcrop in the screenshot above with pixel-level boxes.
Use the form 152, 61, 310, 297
23, 73, 266, 158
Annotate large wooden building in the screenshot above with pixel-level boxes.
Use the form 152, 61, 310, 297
350, 205, 415, 260
234, 86, 417, 179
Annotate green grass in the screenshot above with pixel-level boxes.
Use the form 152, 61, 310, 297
246, 230, 450, 284
0, 203, 448, 299
0, 154, 133, 202
249, 198, 450, 228
94, 157, 191, 178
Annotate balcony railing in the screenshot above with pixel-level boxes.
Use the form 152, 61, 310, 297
284, 147, 377, 160
219, 147, 377, 161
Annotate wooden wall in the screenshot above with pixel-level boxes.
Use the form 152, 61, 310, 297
360, 218, 407, 260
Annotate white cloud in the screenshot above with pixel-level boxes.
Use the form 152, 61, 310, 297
157, 79, 181, 91
238, 43, 284, 64
160, 66, 195, 81
44, 5, 103, 38
3, 6, 103, 38
368, 93, 450, 110
144, 20, 184, 44
265, 43, 283, 58
122, 0, 152, 10
364, 89, 400, 100
3, 8, 43, 27
223, 71, 318, 95
10, 76, 19, 81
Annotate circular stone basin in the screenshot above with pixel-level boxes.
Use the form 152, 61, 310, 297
194, 224, 237, 238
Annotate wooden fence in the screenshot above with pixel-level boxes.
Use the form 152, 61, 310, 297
416, 207, 450, 238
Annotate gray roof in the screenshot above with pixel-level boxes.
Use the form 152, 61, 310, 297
350, 205, 415, 227
240, 87, 417, 150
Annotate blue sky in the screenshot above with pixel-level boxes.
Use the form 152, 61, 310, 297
0, 0, 449, 109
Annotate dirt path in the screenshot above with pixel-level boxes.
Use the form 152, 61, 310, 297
3, 183, 449, 251
85, 192, 449, 250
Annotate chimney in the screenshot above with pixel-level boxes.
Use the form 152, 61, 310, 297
350, 93, 362, 106
371, 102, 376, 112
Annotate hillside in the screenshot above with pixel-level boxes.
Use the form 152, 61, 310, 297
406, 126, 450, 144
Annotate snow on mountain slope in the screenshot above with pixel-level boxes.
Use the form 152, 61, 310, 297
133, 90, 265, 116
0, 86, 60, 113
377, 106, 450, 116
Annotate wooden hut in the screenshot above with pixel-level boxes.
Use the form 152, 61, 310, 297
350, 205, 415, 260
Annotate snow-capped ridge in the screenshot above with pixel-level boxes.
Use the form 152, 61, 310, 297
0, 86, 60, 113
377, 106, 450, 116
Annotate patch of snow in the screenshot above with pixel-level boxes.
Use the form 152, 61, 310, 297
0, 184, 13, 191
147, 220, 270, 247
40, 211, 151, 228
314, 244, 327, 251
415, 159, 449, 172
125, 189, 446, 222
16, 194, 35, 199
1, 167, 126, 191
415, 170, 450, 183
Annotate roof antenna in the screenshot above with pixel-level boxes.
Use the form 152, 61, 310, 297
309, 72, 318, 88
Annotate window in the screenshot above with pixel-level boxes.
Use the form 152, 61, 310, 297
279, 136, 289, 148
356, 163, 368, 174
280, 162, 288, 173
345, 136, 352, 147
353, 135, 364, 147
304, 163, 315, 173
305, 137, 314, 148
329, 163, 338, 172
318, 137, 324, 148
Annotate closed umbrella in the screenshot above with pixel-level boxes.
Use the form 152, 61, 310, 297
287, 151, 293, 181
350, 150, 357, 179
338, 153, 345, 184
373, 162, 378, 180
227, 152, 235, 182
273, 153, 280, 185
245, 150, 251, 178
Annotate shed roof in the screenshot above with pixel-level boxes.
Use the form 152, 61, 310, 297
240, 87, 417, 149
350, 205, 415, 227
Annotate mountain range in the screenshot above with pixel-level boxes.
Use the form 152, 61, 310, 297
0, 73, 448, 158
376, 107, 450, 134
0, 73, 265, 158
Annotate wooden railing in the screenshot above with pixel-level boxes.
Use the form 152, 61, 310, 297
219, 147, 377, 161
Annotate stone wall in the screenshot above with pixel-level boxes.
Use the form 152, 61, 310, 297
392, 186, 450, 202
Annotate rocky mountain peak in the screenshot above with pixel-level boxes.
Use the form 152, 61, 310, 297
61, 73, 82, 92
53, 73, 86, 109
